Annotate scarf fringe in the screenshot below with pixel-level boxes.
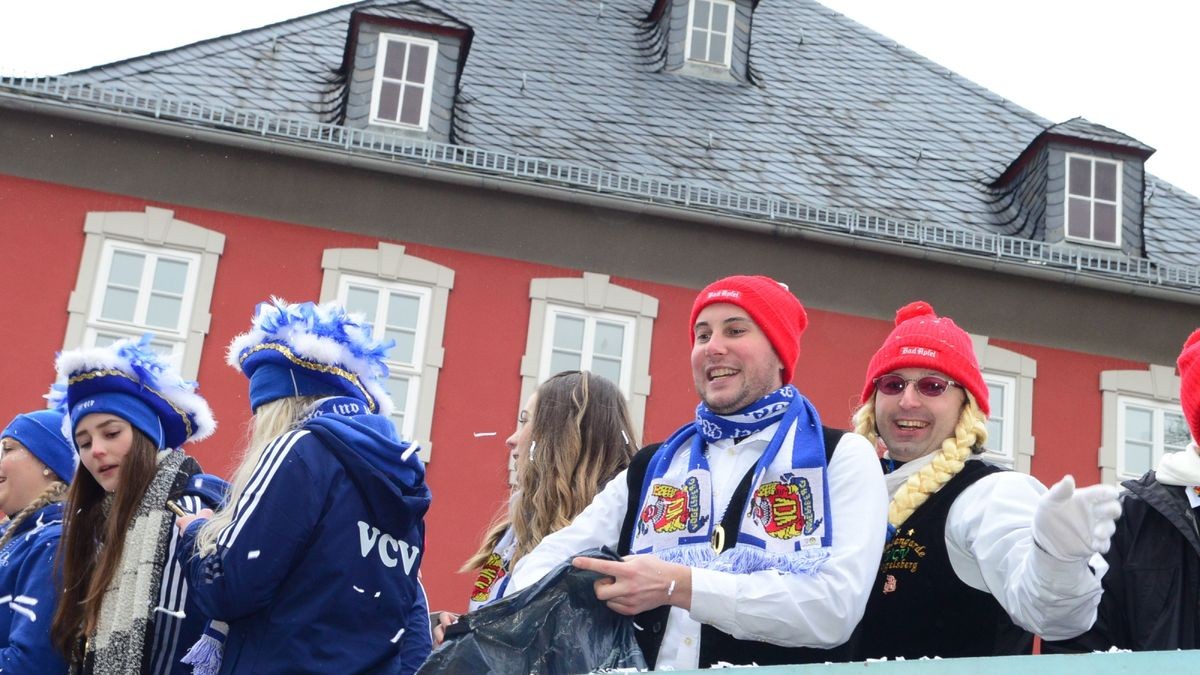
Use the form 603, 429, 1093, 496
709, 545, 830, 576
653, 543, 717, 568
182, 620, 228, 675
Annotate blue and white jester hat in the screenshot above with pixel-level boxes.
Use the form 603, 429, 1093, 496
49, 334, 217, 450
227, 298, 395, 415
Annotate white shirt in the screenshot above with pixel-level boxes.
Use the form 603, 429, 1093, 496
884, 454, 1105, 640
508, 424, 888, 670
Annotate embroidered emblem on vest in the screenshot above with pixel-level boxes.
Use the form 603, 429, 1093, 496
471, 552, 507, 602
638, 476, 708, 535
749, 472, 821, 539
880, 529, 927, 574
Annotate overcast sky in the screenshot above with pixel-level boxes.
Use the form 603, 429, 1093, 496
2, 0, 1197, 196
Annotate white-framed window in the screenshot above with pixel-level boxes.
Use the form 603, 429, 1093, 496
320, 243, 454, 462
1065, 153, 1122, 246
339, 275, 432, 445
370, 33, 438, 130
519, 273, 658, 434
1115, 397, 1188, 482
685, 0, 735, 66
1100, 364, 1181, 485
981, 373, 1017, 468
64, 207, 225, 379
85, 239, 201, 358
970, 335, 1037, 473
540, 305, 636, 397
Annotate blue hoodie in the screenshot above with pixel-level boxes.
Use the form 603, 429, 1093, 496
178, 398, 433, 674
0, 502, 67, 674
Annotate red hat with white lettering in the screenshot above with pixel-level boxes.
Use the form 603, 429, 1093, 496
860, 301, 989, 416
690, 275, 807, 383
1178, 328, 1200, 443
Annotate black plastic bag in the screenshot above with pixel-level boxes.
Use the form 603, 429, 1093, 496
418, 547, 647, 674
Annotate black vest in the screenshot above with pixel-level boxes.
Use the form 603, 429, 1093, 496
616, 426, 847, 669
852, 459, 1033, 659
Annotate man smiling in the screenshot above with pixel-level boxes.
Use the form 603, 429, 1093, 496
508, 275, 887, 669
849, 301, 1121, 659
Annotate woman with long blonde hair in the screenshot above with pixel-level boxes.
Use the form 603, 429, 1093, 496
174, 298, 432, 675
432, 370, 638, 644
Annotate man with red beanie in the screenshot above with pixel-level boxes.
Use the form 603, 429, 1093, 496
1046, 327, 1200, 653
508, 275, 887, 669
849, 301, 1121, 660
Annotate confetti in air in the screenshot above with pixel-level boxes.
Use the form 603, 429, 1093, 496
390, 628, 406, 643
473, 432, 497, 437
402, 443, 420, 461
247, 550, 261, 560
353, 586, 365, 593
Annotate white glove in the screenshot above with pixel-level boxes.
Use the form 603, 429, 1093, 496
1031, 475, 1121, 562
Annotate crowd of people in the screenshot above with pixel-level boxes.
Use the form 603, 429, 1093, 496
0, 277, 1195, 673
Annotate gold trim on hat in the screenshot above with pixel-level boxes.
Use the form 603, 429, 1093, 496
68, 368, 195, 441
239, 342, 378, 413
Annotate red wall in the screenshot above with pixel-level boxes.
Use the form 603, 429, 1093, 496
0, 173, 1154, 611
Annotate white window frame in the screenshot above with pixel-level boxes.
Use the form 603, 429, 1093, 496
64, 207, 225, 379
1064, 153, 1123, 247
684, 0, 735, 67
970, 335, 1037, 474
86, 239, 201, 354
539, 304, 637, 397
519, 273, 658, 435
980, 373, 1017, 468
1114, 396, 1187, 482
320, 243, 454, 463
336, 274, 432, 445
1100, 364, 1181, 485
369, 33, 439, 131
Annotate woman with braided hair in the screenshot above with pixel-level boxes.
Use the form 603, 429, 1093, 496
0, 409, 75, 673
848, 301, 1121, 660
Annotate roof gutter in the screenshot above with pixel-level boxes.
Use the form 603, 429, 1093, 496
5, 93, 1198, 306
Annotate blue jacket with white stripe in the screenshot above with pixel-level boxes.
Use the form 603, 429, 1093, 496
177, 397, 433, 674
0, 502, 67, 674
146, 464, 228, 675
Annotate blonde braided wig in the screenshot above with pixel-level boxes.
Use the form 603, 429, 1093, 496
0, 481, 68, 550
853, 392, 988, 531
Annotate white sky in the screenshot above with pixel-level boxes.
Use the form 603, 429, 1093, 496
1, 0, 1197, 196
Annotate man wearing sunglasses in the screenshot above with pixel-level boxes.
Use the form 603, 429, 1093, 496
848, 301, 1121, 660
507, 275, 887, 669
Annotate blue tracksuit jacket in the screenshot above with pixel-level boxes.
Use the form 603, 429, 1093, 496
0, 502, 67, 674
178, 398, 433, 674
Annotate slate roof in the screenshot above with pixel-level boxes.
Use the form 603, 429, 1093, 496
50, 0, 1200, 267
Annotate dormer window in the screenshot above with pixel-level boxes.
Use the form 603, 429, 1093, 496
685, 0, 734, 67
370, 33, 438, 130
1065, 153, 1122, 246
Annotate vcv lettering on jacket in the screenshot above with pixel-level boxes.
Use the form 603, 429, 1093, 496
357, 520, 420, 574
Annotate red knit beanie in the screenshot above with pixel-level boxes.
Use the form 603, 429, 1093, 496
690, 275, 808, 383
1178, 328, 1200, 443
860, 301, 989, 416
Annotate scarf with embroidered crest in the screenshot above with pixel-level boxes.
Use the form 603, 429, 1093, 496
467, 525, 517, 611
627, 385, 833, 575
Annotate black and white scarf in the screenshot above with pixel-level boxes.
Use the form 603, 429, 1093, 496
75, 451, 190, 675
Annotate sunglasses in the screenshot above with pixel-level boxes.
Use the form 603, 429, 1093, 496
873, 374, 961, 398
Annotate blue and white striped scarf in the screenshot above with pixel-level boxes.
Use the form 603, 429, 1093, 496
628, 385, 833, 575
